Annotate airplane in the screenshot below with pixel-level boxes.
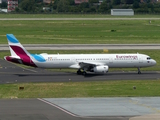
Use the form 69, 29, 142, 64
4, 34, 156, 75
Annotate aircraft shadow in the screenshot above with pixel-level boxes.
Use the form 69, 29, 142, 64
12, 71, 157, 77
14, 73, 103, 77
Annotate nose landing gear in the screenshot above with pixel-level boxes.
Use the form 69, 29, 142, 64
138, 68, 141, 74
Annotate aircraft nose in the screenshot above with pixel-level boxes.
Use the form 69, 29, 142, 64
152, 59, 156, 65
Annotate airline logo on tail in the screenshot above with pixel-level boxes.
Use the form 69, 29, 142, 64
4, 34, 46, 67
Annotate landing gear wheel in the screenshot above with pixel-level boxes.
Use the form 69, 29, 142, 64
83, 71, 87, 76
77, 70, 82, 75
138, 68, 141, 74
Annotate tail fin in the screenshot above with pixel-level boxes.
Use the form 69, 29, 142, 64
4, 34, 37, 67
6, 34, 30, 57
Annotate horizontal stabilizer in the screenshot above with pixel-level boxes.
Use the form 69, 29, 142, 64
4, 56, 21, 61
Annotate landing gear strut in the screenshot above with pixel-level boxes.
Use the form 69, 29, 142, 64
77, 69, 87, 76
77, 69, 82, 75
138, 68, 141, 74
83, 71, 87, 76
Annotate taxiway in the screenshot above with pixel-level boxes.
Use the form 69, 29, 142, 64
0, 99, 130, 120
0, 59, 160, 84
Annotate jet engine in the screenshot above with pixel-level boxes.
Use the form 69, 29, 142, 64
93, 65, 109, 74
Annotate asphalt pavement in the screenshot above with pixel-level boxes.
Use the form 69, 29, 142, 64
0, 59, 160, 84
0, 99, 130, 120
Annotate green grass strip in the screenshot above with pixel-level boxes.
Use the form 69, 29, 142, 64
0, 19, 160, 44
0, 80, 160, 99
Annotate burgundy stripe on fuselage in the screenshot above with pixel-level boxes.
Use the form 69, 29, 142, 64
10, 45, 37, 67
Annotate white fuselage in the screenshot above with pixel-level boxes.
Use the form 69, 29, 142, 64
33, 53, 156, 69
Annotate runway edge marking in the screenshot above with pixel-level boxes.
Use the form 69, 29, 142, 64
37, 98, 133, 119
37, 98, 80, 118
17, 66, 38, 73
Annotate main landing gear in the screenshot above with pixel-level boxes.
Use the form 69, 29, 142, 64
77, 69, 87, 76
138, 68, 141, 74
77, 69, 82, 75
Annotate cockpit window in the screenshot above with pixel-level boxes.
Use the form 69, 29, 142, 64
147, 57, 151, 60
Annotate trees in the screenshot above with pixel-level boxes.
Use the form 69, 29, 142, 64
20, 0, 36, 12
89, 0, 99, 3
133, 0, 139, 8
68, 0, 75, 5
14, 0, 160, 14
99, 1, 110, 12
57, 0, 69, 12
0, 2, 7, 9
125, 0, 134, 4
19, 0, 44, 13
113, 0, 121, 5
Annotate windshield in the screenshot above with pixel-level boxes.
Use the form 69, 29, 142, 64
147, 57, 151, 60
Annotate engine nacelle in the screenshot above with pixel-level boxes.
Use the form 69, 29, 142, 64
93, 65, 109, 74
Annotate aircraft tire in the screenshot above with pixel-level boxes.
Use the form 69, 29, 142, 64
77, 70, 82, 75
83, 71, 87, 76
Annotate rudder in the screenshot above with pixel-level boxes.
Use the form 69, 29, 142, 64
6, 34, 30, 57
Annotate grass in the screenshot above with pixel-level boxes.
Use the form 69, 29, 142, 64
0, 80, 160, 98
0, 19, 160, 44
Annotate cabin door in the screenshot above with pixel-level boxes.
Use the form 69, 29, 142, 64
139, 56, 143, 63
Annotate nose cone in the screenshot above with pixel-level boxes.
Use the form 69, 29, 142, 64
152, 59, 156, 66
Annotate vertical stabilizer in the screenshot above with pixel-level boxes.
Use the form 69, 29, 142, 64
5, 34, 37, 67
6, 34, 30, 57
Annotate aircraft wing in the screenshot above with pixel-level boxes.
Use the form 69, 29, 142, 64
69, 61, 106, 69
78, 61, 106, 69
